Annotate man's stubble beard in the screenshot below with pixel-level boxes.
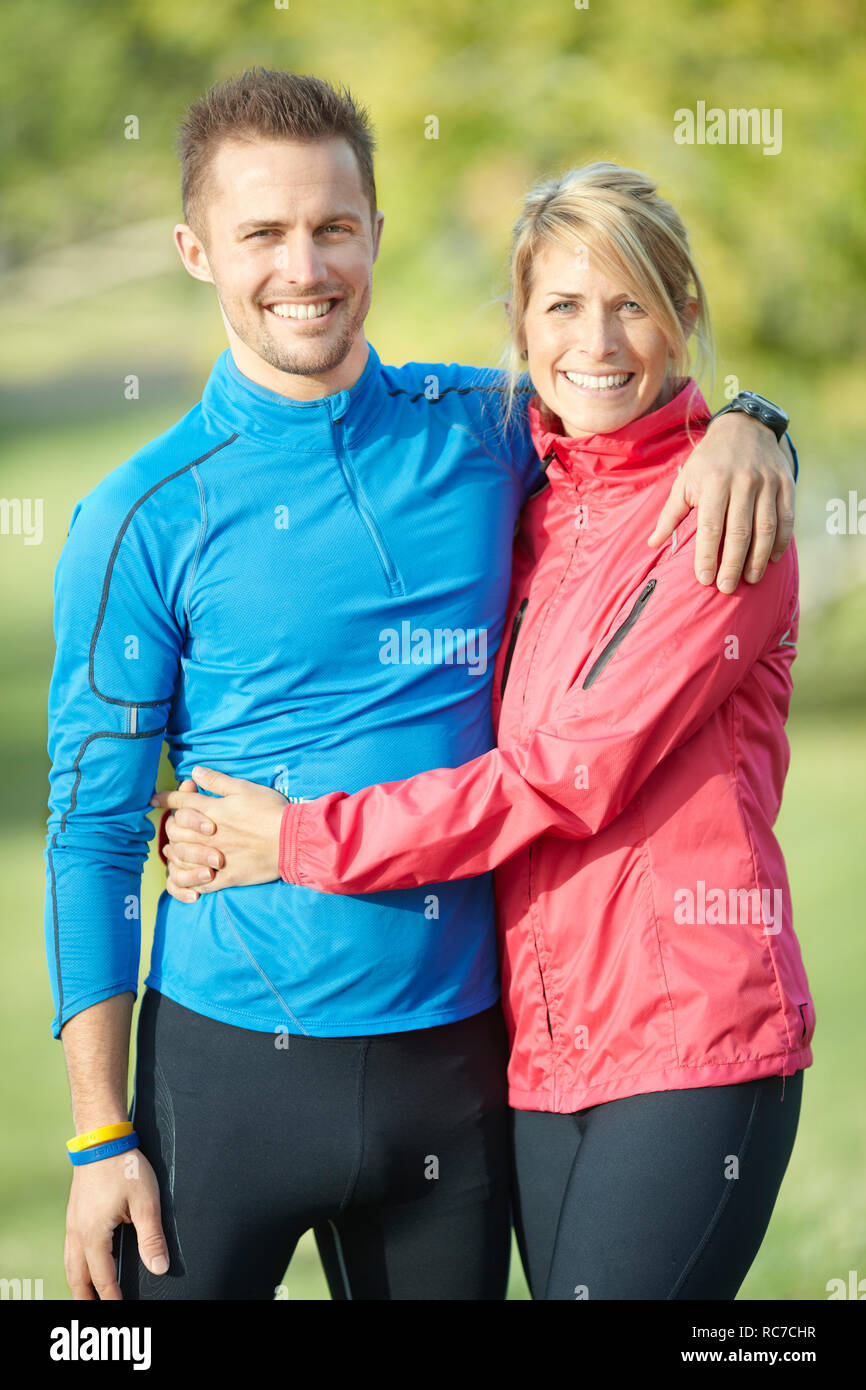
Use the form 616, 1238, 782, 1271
216, 280, 371, 377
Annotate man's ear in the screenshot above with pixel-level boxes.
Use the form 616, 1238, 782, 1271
174, 223, 215, 285
371, 209, 385, 264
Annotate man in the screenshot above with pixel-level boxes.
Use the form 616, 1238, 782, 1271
46, 67, 798, 1302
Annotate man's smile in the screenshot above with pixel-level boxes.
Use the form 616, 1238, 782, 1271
262, 296, 341, 322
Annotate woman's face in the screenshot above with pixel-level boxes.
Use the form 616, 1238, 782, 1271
521, 240, 676, 437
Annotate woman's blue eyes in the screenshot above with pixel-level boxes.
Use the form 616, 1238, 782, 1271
550, 300, 644, 313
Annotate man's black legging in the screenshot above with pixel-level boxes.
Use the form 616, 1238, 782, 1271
115, 988, 511, 1300
510, 1071, 803, 1300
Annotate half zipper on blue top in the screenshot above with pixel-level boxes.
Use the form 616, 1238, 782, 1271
330, 415, 405, 598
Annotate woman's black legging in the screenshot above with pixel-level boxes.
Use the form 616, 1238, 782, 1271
510, 1071, 803, 1300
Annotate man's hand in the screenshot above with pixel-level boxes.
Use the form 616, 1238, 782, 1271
64, 1149, 168, 1300
647, 413, 796, 593
152, 767, 287, 901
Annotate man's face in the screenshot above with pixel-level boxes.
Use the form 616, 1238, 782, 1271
180, 136, 383, 386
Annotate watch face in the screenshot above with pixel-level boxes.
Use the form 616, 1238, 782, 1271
738, 392, 789, 430
743, 391, 785, 416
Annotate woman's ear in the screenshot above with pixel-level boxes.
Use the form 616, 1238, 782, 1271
680, 297, 699, 341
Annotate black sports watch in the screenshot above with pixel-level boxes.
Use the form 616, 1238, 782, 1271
710, 391, 789, 441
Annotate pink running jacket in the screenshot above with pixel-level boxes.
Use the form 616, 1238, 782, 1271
278, 380, 815, 1112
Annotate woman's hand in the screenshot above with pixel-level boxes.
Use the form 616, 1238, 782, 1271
647, 413, 796, 593
151, 767, 287, 902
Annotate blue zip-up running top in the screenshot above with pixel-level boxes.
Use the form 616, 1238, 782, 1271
44, 344, 540, 1039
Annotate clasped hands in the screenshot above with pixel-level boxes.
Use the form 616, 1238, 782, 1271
151, 767, 287, 903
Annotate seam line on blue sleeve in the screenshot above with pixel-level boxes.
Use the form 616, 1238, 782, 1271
61, 727, 167, 831
51, 727, 165, 1028
185, 466, 208, 656
88, 433, 238, 707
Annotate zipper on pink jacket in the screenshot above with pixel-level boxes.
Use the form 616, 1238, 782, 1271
500, 598, 529, 696
582, 579, 657, 690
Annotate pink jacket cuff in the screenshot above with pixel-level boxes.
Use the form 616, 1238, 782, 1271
279, 801, 303, 883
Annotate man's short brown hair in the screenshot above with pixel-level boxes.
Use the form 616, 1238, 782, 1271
177, 67, 378, 236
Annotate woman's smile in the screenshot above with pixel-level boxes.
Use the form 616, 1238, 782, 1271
558, 368, 636, 398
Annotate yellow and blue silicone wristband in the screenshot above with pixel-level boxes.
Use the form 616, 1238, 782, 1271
66, 1121, 134, 1153
68, 1132, 139, 1166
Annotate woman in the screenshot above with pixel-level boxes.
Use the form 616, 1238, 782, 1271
155, 163, 814, 1299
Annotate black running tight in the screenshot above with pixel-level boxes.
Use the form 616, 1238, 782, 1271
510, 1071, 803, 1300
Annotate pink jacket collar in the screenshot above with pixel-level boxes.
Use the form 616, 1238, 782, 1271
528, 378, 711, 487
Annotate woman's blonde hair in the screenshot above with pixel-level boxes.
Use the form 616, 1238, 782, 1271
503, 162, 714, 429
